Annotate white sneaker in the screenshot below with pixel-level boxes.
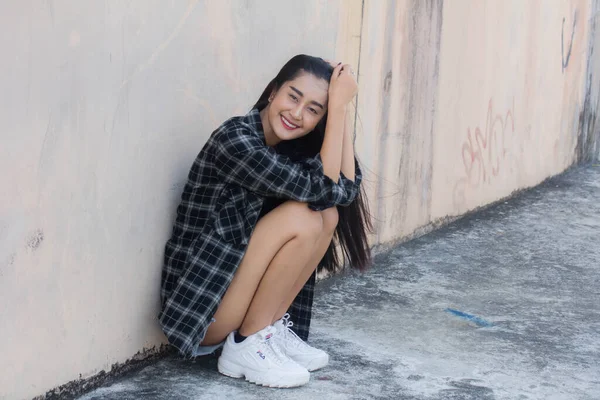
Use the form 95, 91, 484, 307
274, 314, 329, 372
217, 325, 310, 388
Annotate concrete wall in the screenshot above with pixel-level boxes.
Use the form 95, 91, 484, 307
579, 0, 600, 161
0, 1, 597, 399
0, 1, 357, 398
356, 0, 594, 244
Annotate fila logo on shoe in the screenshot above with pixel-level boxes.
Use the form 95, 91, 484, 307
256, 350, 266, 359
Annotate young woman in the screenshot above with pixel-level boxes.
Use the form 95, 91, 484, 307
159, 55, 372, 388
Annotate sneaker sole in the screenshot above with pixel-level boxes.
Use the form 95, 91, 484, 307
217, 358, 310, 388
295, 354, 329, 372
306, 358, 328, 372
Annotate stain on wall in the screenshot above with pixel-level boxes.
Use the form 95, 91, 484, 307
26, 229, 45, 252
358, 0, 444, 244
577, 0, 600, 162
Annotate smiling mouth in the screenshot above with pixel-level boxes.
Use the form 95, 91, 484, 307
280, 115, 300, 130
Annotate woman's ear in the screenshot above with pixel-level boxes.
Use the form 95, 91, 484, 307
268, 88, 277, 102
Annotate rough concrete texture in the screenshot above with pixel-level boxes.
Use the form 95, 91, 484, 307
77, 165, 600, 400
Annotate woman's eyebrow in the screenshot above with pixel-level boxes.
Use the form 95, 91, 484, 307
290, 86, 324, 109
311, 101, 324, 110
290, 86, 304, 97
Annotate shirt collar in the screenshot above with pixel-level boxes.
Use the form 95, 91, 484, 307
244, 107, 266, 145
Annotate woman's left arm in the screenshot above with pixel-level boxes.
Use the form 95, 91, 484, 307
336, 108, 362, 205
340, 110, 356, 181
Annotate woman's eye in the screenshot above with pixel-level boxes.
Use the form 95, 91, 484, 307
289, 94, 298, 101
309, 108, 318, 115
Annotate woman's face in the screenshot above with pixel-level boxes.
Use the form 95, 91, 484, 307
264, 72, 329, 144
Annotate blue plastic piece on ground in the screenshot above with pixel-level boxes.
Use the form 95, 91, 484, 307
445, 308, 494, 327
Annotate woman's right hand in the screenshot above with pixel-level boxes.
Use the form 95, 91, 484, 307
328, 63, 358, 113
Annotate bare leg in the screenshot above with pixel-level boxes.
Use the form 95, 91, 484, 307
201, 201, 323, 345
272, 206, 339, 322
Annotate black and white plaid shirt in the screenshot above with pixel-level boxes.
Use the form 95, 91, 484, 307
159, 107, 362, 357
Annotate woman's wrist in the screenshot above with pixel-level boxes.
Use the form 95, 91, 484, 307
327, 105, 347, 120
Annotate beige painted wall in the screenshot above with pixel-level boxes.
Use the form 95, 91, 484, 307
0, 1, 597, 399
0, 1, 355, 399
355, 0, 593, 244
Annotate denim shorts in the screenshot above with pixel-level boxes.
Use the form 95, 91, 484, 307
192, 341, 224, 357
192, 317, 225, 357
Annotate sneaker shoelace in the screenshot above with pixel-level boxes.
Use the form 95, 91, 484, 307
258, 327, 291, 364
280, 313, 311, 350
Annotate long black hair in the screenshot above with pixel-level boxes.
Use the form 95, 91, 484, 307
253, 54, 373, 273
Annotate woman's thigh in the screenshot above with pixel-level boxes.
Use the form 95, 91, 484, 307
201, 200, 322, 345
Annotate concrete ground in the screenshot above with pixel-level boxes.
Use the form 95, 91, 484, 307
78, 165, 600, 400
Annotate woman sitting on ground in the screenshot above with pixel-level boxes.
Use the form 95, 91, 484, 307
159, 54, 372, 388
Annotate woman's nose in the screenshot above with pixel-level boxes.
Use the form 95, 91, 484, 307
291, 104, 302, 120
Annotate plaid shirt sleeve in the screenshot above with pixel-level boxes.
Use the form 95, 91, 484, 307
214, 127, 359, 210
338, 158, 362, 206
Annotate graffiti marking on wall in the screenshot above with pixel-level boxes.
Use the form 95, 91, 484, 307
562, 11, 577, 72
453, 98, 515, 207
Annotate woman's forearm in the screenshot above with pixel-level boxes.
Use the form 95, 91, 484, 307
320, 107, 346, 181
340, 110, 356, 180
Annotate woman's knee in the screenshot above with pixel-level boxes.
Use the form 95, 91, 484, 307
281, 201, 323, 239
321, 206, 339, 235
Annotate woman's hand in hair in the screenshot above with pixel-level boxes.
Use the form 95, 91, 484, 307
328, 63, 358, 113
